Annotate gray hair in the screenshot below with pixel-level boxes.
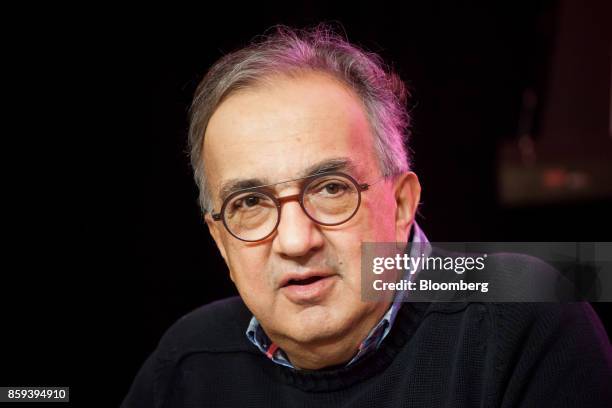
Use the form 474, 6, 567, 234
188, 24, 411, 213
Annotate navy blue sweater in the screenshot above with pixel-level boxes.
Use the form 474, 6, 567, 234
123, 297, 611, 407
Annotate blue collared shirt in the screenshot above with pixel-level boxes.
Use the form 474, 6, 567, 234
246, 223, 429, 369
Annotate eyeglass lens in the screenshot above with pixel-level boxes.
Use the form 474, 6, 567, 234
222, 174, 360, 241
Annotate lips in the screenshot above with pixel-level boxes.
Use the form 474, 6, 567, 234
279, 271, 330, 288
279, 271, 338, 304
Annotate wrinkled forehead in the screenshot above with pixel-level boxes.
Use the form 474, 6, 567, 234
202, 73, 379, 202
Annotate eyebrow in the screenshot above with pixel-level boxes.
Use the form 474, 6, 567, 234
216, 157, 357, 205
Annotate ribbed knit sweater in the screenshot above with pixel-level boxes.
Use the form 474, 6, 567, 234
123, 296, 611, 407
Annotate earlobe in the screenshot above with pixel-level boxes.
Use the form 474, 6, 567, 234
393, 172, 421, 243
205, 212, 229, 264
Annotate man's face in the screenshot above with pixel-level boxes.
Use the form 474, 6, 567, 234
203, 72, 414, 350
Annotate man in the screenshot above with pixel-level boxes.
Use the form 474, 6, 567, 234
124, 26, 611, 407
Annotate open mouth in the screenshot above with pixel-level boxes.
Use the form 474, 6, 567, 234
284, 276, 326, 287
280, 274, 337, 303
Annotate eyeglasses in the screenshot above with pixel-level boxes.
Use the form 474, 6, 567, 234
211, 172, 377, 242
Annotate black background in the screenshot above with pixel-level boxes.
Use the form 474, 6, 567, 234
2, 1, 610, 407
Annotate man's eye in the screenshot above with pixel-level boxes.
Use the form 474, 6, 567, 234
325, 183, 341, 194
319, 182, 348, 196
244, 196, 260, 207
232, 195, 261, 210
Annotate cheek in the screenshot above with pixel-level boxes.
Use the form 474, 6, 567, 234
359, 193, 398, 241
326, 194, 397, 269
225, 243, 272, 293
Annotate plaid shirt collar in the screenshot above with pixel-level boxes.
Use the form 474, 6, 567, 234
246, 222, 429, 369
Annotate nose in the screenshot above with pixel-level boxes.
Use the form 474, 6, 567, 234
272, 199, 324, 258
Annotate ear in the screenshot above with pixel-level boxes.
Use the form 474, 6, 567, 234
205, 212, 229, 266
393, 172, 421, 243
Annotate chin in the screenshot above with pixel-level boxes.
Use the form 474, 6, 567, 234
284, 308, 348, 343
285, 325, 341, 345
